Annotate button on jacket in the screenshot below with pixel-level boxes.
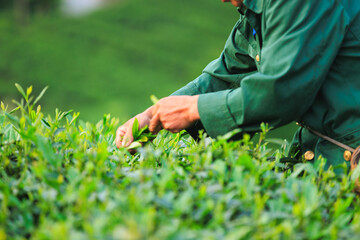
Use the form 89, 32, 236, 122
172, 0, 360, 173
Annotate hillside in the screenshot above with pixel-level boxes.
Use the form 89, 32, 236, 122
0, 0, 236, 122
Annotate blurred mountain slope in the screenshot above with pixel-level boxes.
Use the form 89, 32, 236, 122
0, 0, 236, 122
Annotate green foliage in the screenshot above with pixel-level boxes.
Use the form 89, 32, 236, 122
0, 0, 60, 12
1, 85, 360, 240
127, 118, 156, 150
0, 0, 297, 140
0, 0, 237, 123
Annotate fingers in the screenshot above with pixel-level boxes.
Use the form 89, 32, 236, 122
115, 119, 135, 148
122, 133, 134, 147
115, 125, 127, 148
149, 113, 162, 134
116, 105, 162, 149
122, 120, 135, 147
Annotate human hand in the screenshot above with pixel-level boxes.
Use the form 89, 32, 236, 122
115, 106, 153, 148
149, 95, 200, 134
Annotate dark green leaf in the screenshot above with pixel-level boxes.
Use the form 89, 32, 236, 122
41, 119, 51, 129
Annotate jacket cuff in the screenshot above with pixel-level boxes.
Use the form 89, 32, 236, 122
198, 90, 239, 137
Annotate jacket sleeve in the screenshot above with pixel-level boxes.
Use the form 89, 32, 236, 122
171, 17, 258, 97
197, 0, 348, 137
170, 18, 258, 139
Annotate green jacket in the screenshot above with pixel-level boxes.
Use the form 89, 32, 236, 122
172, 0, 360, 173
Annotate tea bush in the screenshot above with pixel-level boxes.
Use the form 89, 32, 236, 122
1, 85, 360, 240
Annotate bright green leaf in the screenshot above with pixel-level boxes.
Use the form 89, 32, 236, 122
34, 86, 49, 105
150, 95, 159, 104
127, 141, 142, 150
26, 86, 33, 97
15, 83, 27, 100
132, 118, 139, 139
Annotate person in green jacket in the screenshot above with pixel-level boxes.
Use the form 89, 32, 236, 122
116, 0, 360, 174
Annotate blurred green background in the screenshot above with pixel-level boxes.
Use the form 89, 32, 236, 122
0, 0, 297, 140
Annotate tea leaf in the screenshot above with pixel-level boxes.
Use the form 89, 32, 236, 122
15, 83, 27, 100
265, 138, 287, 146
36, 135, 59, 168
138, 136, 148, 143
58, 110, 73, 121
33, 86, 49, 105
138, 125, 148, 136
5, 112, 20, 127
41, 119, 51, 129
69, 112, 80, 126
0, 115, 4, 126
127, 141, 142, 150
150, 95, 159, 104
132, 118, 140, 139
9, 106, 20, 114
27, 86, 33, 97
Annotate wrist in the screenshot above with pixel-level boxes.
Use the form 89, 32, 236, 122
189, 95, 200, 122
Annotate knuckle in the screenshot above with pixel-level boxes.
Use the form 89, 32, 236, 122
163, 122, 171, 130
158, 98, 166, 105
116, 127, 121, 135
149, 125, 155, 132
117, 126, 126, 134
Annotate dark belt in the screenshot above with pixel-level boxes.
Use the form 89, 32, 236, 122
296, 122, 360, 192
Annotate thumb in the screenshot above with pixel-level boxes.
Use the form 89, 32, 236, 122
149, 113, 162, 134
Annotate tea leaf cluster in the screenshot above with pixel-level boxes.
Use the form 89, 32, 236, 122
1, 85, 360, 240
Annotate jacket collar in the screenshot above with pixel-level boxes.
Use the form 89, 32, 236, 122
243, 0, 264, 14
